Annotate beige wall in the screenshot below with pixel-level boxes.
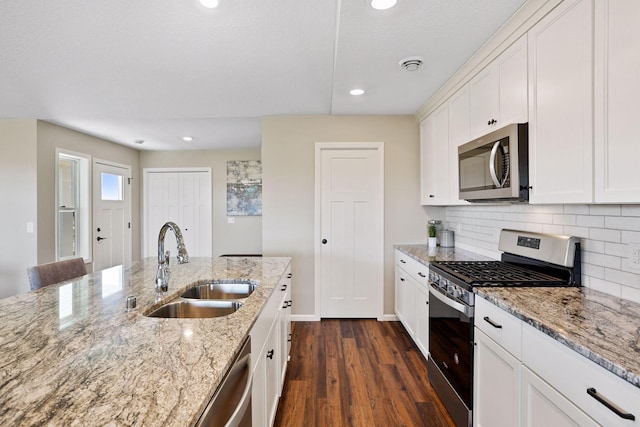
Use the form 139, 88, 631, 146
139, 149, 262, 257
0, 120, 39, 298
36, 121, 141, 269
262, 115, 442, 318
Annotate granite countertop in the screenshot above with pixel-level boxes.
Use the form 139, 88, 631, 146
0, 256, 291, 426
396, 244, 640, 389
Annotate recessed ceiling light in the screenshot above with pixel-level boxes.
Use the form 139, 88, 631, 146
350, 89, 365, 96
182, 136, 194, 141
370, 0, 397, 10
199, 0, 220, 9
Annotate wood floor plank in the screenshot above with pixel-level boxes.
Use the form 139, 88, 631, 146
274, 319, 456, 427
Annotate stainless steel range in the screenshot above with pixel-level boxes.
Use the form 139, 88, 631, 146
427, 229, 581, 427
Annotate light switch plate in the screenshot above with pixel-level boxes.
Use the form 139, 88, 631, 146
227, 217, 235, 224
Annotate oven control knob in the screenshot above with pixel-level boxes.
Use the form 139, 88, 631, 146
451, 287, 461, 299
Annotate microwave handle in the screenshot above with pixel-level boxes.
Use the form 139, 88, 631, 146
489, 141, 509, 188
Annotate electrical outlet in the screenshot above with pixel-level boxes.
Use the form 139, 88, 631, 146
227, 217, 235, 224
629, 243, 640, 270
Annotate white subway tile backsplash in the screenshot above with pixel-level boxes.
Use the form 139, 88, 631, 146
606, 216, 640, 231
576, 215, 604, 228
445, 203, 640, 302
590, 228, 621, 242
590, 205, 621, 216
552, 214, 576, 226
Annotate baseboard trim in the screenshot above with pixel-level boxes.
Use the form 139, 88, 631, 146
291, 314, 320, 322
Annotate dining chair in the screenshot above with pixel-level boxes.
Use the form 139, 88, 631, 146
27, 258, 87, 291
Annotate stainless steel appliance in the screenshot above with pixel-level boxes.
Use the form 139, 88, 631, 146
196, 336, 252, 427
458, 123, 529, 202
428, 229, 581, 427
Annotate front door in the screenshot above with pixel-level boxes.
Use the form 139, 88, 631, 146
316, 143, 384, 319
93, 160, 131, 272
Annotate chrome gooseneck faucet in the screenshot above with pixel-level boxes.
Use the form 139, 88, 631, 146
156, 222, 189, 294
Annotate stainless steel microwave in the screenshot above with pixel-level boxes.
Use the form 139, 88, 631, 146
458, 123, 529, 202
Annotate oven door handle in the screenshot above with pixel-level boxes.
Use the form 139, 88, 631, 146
429, 283, 473, 317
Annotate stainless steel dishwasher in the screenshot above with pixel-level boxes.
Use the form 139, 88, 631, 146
195, 336, 252, 427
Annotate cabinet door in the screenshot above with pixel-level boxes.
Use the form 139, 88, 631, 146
474, 329, 521, 427
521, 366, 598, 427
395, 267, 416, 337
469, 36, 527, 139
265, 318, 280, 427
528, 0, 594, 203
252, 349, 267, 427
420, 103, 450, 205
448, 85, 471, 205
594, 0, 640, 202
498, 36, 528, 127
470, 65, 500, 139
415, 285, 429, 360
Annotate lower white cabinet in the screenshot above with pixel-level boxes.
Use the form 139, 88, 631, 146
251, 265, 292, 427
474, 295, 640, 427
521, 366, 597, 427
474, 329, 521, 427
394, 250, 429, 360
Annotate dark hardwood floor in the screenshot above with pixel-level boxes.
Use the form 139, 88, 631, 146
273, 319, 456, 427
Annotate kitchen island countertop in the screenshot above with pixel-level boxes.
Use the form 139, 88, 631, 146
395, 243, 640, 390
0, 256, 291, 426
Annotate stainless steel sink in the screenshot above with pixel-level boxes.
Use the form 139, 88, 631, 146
146, 300, 243, 318
181, 280, 258, 300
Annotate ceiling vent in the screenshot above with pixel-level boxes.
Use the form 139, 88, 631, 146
399, 56, 424, 72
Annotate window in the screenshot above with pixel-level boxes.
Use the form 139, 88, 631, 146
56, 150, 91, 261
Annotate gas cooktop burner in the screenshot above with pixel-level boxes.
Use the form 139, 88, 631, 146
432, 260, 567, 286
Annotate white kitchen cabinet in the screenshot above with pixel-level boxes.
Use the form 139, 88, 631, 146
521, 366, 598, 427
527, 0, 594, 204
414, 284, 429, 360
251, 265, 292, 427
394, 250, 429, 359
474, 329, 521, 427
420, 103, 450, 205
522, 323, 639, 427
474, 297, 522, 427
278, 268, 292, 390
448, 85, 471, 205
594, 0, 640, 203
395, 265, 417, 337
469, 35, 528, 139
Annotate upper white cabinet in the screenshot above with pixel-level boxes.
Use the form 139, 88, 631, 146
469, 35, 528, 139
448, 85, 471, 205
594, 0, 640, 203
420, 103, 450, 205
527, 0, 594, 204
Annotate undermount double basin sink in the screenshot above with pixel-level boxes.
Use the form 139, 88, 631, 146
146, 279, 258, 319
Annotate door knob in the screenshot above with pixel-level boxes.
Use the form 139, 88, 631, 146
322, 239, 327, 244
97, 236, 107, 241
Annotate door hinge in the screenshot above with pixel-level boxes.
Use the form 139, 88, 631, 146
128, 178, 131, 185
128, 222, 131, 229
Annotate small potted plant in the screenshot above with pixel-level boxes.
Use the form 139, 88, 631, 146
428, 224, 437, 249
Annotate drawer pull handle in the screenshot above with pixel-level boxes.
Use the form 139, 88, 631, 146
418, 272, 426, 278
483, 316, 503, 329
587, 387, 635, 420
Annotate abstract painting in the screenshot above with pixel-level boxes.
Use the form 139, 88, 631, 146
227, 160, 262, 216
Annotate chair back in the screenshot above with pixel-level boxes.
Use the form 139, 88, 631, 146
27, 258, 87, 291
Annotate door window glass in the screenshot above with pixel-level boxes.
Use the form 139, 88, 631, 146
101, 173, 124, 201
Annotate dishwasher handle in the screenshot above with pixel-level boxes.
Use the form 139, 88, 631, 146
225, 358, 253, 427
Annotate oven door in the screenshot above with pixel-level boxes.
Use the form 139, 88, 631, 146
428, 283, 474, 409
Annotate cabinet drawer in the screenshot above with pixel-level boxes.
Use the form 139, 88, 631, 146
475, 296, 522, 359
395, 250, 429, 285
522, 323, 639, 426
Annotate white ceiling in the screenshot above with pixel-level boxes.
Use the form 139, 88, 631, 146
0, 0, 527, 151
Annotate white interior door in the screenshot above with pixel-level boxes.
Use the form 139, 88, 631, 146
93, 160, 131, 272
144, 169, 212, 258
316, 143, 384, 319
